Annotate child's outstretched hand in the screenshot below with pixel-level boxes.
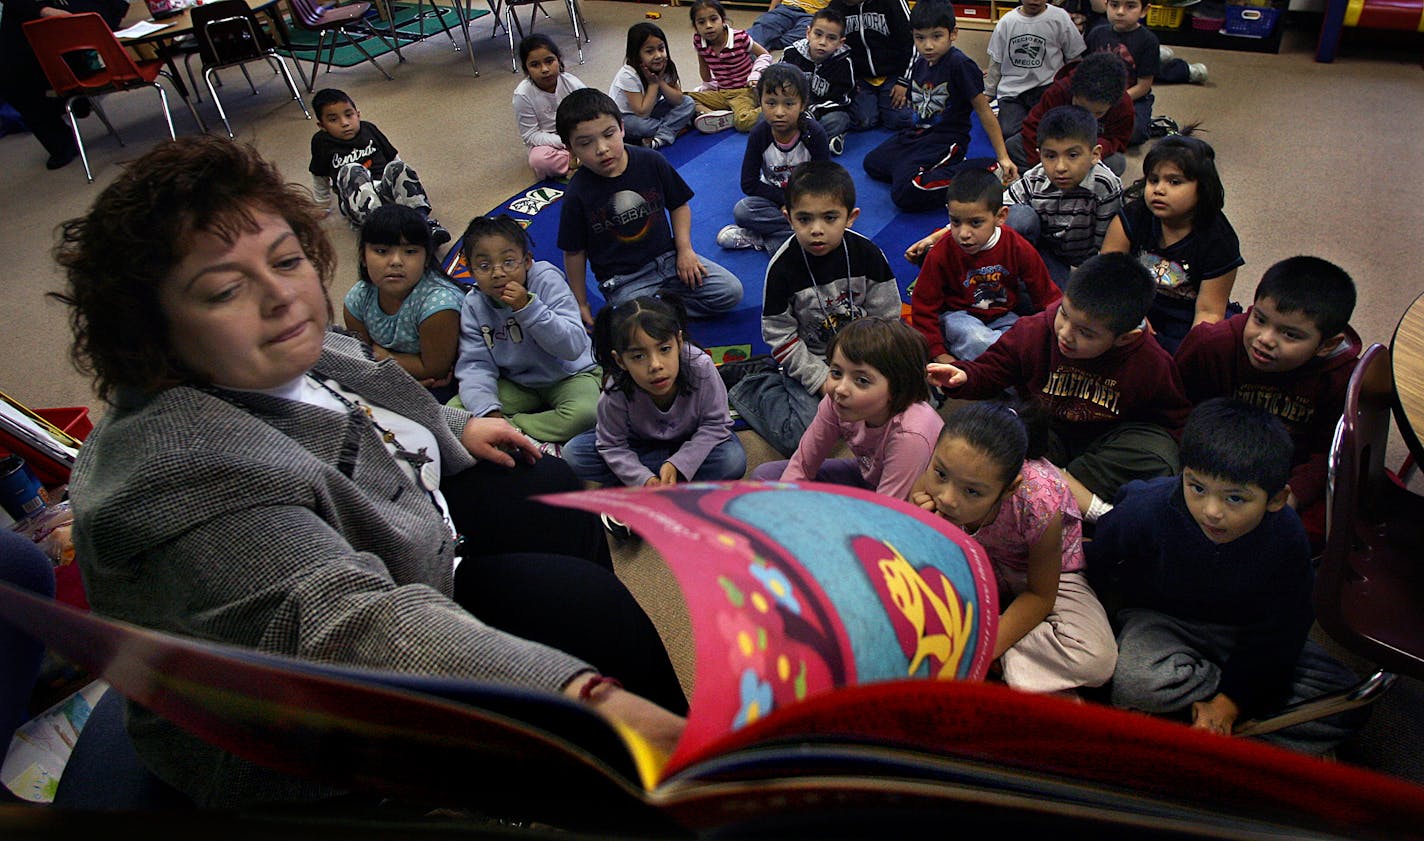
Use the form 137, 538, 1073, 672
926, 362, 966, 388
904, 228, 945, 264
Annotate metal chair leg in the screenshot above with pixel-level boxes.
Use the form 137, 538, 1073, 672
1234, 670, 1397, 738
274, 55, 312, 118
63, 98, 94, 183
204, 67, 235, 138
339, 29, 394, 80
148, 81, 178, 142
239, 64, 257, 94
90, 98, 119, 141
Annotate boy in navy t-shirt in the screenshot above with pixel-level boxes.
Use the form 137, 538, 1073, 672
862, 0, 1016, 211
555, 89, 744, 329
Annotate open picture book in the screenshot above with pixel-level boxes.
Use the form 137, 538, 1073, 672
2, 481, 1423, 837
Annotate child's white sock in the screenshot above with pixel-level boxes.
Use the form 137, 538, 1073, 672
1084, 494, 1114, 523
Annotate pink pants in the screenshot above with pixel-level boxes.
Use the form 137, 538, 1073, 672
529, 145, 571, 179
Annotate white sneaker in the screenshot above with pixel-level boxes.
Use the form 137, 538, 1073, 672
600, 513, 634, 541
1159, 45, 1175, 62
695, 110, 735, 133
1188, 62, 1209, 84
717, 224, 764, 250
828, 134, 845, 155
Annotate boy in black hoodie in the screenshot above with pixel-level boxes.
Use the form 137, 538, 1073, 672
828, 0, 914, 131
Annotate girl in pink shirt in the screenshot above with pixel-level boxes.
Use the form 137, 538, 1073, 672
911, 400, 1117, 695
750, 317, 942, 501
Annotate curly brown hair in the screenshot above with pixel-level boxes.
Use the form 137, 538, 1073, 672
51, 135, 335, 404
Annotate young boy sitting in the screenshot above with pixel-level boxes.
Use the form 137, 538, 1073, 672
1085, 0, 1159, 146
1087, 398, 1364, 755
985, 0, 1085, 139
727, 161, 902, 457
863, 0, 1017, 212
827, 0, 914, 132
1175, 256, 1360, 545
1005, 104, 1123, 287
307, 88, 449, 245
928, 251, 1191, 521
1006, 52, 1133, 176
781, 7, 857, 155
717, 64, 830, 253
909, 167, 1059, 363
554, 88, 744, 330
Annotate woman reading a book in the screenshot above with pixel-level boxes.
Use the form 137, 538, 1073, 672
50, 135, 686, 809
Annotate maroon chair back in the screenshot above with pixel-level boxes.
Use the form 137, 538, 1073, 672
1315, 343, 1424, 677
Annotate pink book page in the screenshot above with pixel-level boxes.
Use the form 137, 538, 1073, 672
543, 480, 999, 779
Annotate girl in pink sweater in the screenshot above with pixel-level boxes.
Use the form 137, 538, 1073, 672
750, 317, 942, 500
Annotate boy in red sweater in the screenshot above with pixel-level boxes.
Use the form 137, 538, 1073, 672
1174, 256, 1359, 545
1005, 52, 1134, 177
929, 252, 1191, 520
909, 168, 1059, 363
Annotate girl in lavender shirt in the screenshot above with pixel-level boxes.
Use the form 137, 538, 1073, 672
562, 294, 746, 488
911, 400, 1117, 695
750, 317, 942, 501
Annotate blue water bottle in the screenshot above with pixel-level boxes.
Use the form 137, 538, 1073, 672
0, 454, 47, 522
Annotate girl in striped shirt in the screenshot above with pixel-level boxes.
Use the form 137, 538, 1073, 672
687, 0, 774, 134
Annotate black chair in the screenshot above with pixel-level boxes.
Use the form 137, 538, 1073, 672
191, 0, 310, 139
286, 0, 395, 92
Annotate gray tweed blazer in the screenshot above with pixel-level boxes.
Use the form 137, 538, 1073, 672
70, 331, 588, 807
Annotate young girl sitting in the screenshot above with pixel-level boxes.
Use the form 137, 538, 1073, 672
513, 34, 587, 180
911, 400, 1118, 695
749, 317, 942, 501
563, 293, 747, 488
609, 22, 696, 150
686, 0, 773, 134
452, 215, 601, 456
716, 63, 830, 252
1100, 134, 1243, 354
343, 204, 464, 400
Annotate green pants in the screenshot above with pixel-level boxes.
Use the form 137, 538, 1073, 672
487, 369, 603, 444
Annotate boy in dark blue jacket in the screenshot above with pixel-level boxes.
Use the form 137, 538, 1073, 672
862, 0, 1016, 211
1087, 398, 1364, 755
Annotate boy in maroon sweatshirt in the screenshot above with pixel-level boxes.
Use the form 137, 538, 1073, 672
1006, 52, 1134, 177
929, 251, 1191, 521
1174, 256, 1359, 544
910, 168, 1059, 363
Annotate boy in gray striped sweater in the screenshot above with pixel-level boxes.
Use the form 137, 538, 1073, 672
1004, 104, 1122, 288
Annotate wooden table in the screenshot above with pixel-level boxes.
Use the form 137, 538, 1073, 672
1389, 289, 1424, 465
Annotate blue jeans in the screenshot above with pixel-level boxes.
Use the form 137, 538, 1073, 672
622, 96, 696, 147
562, 429, 748, 485
747, 3, 812, 50
851, 79, 913, 131
940, 310, 1018, 360
815, 109, 852, 145
727, 367, 823, 458
1006, 203, 1073, 289
733, 195, 793, 244
597, 249, 744, 318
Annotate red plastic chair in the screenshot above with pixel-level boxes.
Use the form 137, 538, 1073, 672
286, 0, 395, 92
22, 13, 202, 183
1233, 344, 1418, 738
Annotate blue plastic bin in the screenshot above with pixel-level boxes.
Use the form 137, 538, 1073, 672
1222, 5, 1281, 37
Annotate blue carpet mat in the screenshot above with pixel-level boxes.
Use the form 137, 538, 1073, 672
442, 115, 997, 361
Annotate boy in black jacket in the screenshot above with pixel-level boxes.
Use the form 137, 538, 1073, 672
1087, 399, 1364, 755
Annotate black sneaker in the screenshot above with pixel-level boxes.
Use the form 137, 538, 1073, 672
600, 513, 634, 541
428, 217, 452, 248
